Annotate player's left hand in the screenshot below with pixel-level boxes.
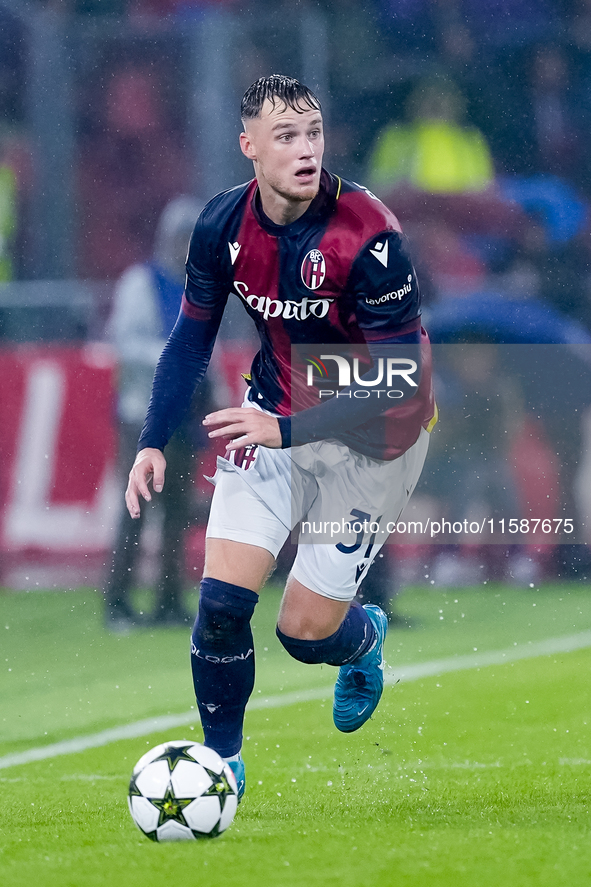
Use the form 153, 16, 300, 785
203, 408, 282, 450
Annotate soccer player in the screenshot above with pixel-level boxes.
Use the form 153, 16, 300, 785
125, 75, 436, 800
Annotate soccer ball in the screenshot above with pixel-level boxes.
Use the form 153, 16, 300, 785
128, 740, 238, 841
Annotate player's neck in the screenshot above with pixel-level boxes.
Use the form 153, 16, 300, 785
257, 185, 313, 226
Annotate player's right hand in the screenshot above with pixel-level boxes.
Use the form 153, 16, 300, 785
125, 447, 167, 518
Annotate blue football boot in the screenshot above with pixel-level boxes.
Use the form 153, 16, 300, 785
333, 605, 388, 733
227, 756, 246, 802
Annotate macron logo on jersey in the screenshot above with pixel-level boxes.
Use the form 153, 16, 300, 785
370, 240, 389, 268
228, 241, 241, 265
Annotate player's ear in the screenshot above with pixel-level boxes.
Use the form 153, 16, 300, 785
240, 130, 257, 161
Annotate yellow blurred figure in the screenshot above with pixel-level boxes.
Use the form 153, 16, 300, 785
368, 78, 494, 195
0, 163, 16, 281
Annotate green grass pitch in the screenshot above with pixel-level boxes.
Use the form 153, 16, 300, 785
1, 582, 591, 886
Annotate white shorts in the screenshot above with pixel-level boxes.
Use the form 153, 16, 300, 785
206, 403, 430, 602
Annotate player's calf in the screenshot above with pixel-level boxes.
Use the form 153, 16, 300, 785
277, 601, 386, 732
191, 578, 258, 759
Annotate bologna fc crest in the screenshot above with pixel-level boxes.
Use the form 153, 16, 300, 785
230, 444, 258, 470
301, 249, 326, 290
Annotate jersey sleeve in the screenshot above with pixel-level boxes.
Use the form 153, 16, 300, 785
348, 229, 421, 341
137, 210, 231, 452
184, 209, 233, 313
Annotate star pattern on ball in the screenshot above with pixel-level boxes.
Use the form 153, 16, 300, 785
151, 743, 197, 771
150, 783, 193, 828
203, 767, 236, 811
128, 775, 142, 797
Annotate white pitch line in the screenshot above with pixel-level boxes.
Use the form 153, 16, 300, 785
1, 629, 591, 772
388, 629, 591, 683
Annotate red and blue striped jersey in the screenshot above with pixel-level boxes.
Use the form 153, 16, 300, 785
139, 170, 435, 460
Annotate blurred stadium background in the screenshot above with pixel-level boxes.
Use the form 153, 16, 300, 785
2, 0, 591, 599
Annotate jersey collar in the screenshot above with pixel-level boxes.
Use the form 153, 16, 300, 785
251, 169, 339, 236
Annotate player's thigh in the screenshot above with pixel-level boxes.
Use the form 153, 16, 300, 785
277, 574, 350, 639
204, 538, 275, 592
205, 460, 290, 592
290, 541, 381, 602
291, 430, 430, 601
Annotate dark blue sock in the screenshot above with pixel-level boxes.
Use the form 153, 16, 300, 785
190, 577, 259, 757
276, 600, 376, 666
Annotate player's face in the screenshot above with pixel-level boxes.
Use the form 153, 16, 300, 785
240, 99, 324, 221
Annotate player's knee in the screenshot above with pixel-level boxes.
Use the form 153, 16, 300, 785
193, 600, 238, 649
193, 577, 258, 650
276, 601, 371, 666
275, 624, 332, 664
